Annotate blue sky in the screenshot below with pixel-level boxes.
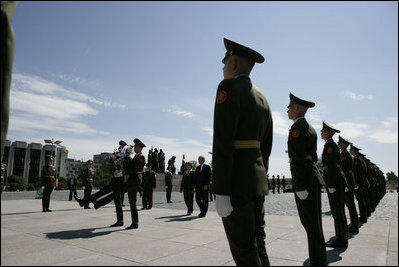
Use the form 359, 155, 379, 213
7, 1, 398, 177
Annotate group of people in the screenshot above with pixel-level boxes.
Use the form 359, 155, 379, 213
147, 147, 166, 173
211, 38, 388, 266
267, 174, 287, 194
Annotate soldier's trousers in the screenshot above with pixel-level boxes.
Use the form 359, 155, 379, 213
355, 188, 368, 220
222, 195, 270, 266
327, 189, 348, 243
183, 189, 194, 213
295, 185, 326, 266
42, 185, 53, 211
84, 185, 92, 208
344, 190, 359, 230
94, 178, 139, 225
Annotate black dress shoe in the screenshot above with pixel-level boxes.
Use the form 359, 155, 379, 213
325, 240, 348, 249
77, 198, 84, 207
359, 217, 367, 223
141, 207, 146, 210
42, 210, 47, 212
84, 206, 91, 209
93, 201, 100, 209
198, 213, 206, 218
125, 224, 138, 230
110, 221, 123, 227
46, 209, 52, 212
348, 227, 359, 234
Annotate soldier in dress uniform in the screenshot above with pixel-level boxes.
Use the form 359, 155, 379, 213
80, 160, 94, 209
338, 136, 359, 234
1, 163, 7, 193
165, 167, 173, 203
321, 122, 349, 249
271, 175, 276, 194
213, 38, 273, 266
86, 138, 146, 230
276, 175, 281, 194
287, 93, 326, 265
350, 144, 368, 224
41, 156, 56, 212
282, 175, 286, 193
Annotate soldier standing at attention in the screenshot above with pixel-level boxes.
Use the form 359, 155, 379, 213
165, 167, 173, 203
213, 38, 273, 266
81, 160, 94, 209
1, 163, 7, 193
287, 92, 326, 265
321, 122, 349, 249
282, 175, 286, 193
41, 156, 56, 212
350, 144, 368, 224
276, 175, 281, 194
271, 175, 276, 194
338, 136, 359, 234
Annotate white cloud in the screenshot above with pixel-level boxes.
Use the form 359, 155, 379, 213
166, 106, 196, 118
345, 91, 373, 101
201, 126, 213, 137
369, 117, 398, 144
9, 73, 111, 136
333, 122, 369, 139
272, 111, 290, 136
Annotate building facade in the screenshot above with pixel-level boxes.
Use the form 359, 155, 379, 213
2, 140, 68, 184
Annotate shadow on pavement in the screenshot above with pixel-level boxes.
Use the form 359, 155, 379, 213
45, 226, 123, 240
154, 214, 200, 222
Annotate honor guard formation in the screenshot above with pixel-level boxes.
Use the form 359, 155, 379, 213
0, 31, 390, 267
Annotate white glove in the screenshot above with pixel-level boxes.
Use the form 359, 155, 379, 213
215, 194, 234, 218
345, 187, 349, 192
354, 186, 359, 190
328, 188, 336, 194
295, 190, 309, 200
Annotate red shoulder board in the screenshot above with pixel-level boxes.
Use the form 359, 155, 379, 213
216, 90, 228, 104
291, 129, 300, 138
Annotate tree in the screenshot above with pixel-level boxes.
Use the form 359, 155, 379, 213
386, 171, 398, 184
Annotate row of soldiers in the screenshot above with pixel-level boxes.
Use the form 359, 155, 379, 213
267, 174, 287, 194
287, 92, 387, 265
147, 147, 166, 173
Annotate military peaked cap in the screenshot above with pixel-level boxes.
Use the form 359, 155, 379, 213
133, 138, 146, 147
86, 159, 93, 164
287, 92, 315, 108
222, 38, 264, 64
321, 121, 340, 133
338, 135, 351, 145
119, 140, 127, 147
350, 144, 361, 151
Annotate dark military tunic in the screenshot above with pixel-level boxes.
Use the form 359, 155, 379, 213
340, 148, 359, 231
41, 164, 56, 211
288, 117, 326, 266
322, 138, 348, 244
212, 75, 272, 266
95, 153, 145, 226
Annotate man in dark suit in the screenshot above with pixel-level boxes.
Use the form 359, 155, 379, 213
213, 38, 273, 266
287, 93, 326, 265
195, 155, 211, 218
